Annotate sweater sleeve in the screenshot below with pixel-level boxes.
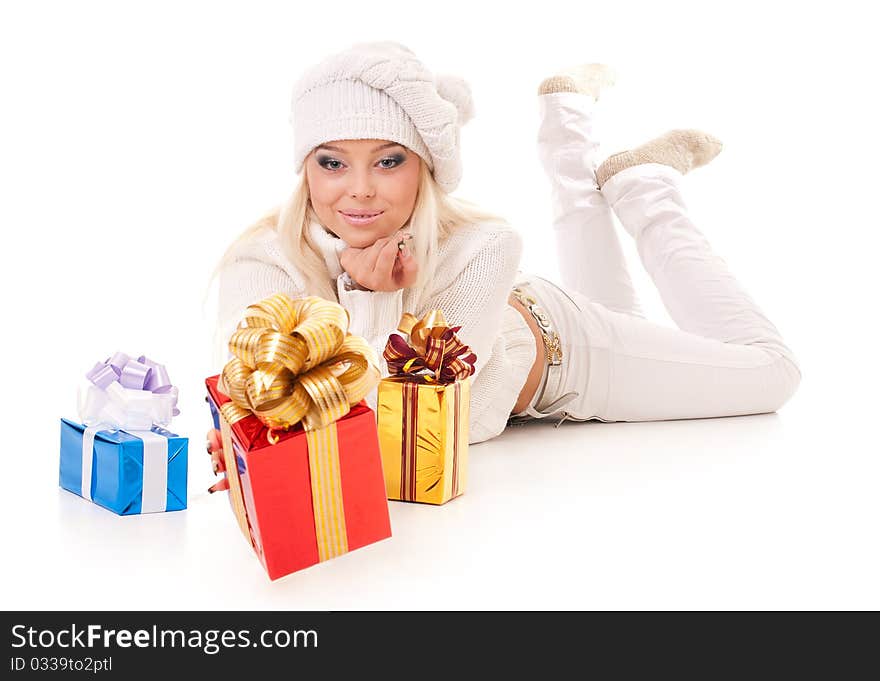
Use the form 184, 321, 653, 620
335, 277, 404, 412
416, 226, 524, 441
213, 255, 306, 370
426, 228, 523, 380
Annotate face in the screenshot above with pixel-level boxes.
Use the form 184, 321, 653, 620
305, 139, 422, 248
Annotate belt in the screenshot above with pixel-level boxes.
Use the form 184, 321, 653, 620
508, 278, 579, 424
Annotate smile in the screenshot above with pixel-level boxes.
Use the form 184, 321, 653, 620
339, 210, 383, 226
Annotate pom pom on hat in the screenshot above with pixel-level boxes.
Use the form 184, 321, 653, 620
435, 74, 475, 126
290, 42, 474, 193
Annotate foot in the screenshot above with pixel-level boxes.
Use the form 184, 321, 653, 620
538, 63, 616, 100
596, 129, 723, 188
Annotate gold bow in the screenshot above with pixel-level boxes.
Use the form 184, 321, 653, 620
397, 310, 450, 356
219, 294, 380, 440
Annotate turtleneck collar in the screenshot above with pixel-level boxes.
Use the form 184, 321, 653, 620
307, 219, 347, 279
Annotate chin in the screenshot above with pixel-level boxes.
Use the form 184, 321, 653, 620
335, 223, 399, 248
334, 228, 376, 248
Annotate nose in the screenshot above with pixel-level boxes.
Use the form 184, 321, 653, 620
349, 168, 375, 199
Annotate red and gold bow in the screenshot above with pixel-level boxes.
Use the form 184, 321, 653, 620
219, 294, 380, 441
382, 310, 476, 384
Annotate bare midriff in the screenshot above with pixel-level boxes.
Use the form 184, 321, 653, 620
508, 293, 545, 414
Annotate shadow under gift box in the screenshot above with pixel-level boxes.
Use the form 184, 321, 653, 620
205, 375, 392, 580
377, 375, 470, 505
59, 419, 188, 515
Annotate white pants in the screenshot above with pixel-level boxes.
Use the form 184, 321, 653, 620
525, 92, 801, 423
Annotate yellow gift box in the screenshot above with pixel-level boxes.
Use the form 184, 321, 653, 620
377, 310, 476, 505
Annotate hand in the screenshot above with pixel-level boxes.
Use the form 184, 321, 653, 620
339, 230, 418, 292
205, 427, 231, 494
206, 428, 223, 475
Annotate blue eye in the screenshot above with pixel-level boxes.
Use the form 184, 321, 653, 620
379, 155, 405, 169
317, 156, 344, 171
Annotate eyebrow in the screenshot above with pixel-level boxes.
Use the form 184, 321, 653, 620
315, 142, 404, 154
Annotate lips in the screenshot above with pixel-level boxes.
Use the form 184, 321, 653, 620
339, 210, 384, 226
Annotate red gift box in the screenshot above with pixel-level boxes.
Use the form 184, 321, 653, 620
206, 374, 391, 580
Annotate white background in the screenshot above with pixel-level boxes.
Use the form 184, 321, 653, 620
1, 0, 877, 609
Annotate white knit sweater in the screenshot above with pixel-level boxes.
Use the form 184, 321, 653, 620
214, 219, 535, 443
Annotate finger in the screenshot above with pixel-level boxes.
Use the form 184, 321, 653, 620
361, 237, 391, 273
395, 243, 419, 286
211, 451, 224, 475
349, 237, 392, 290
339, 244, 365, 271
375, 238, 400, 281
398, 243, 418, 269
341, 239, 382, 281
207, 429, 222, 453
208, 478, 230, 494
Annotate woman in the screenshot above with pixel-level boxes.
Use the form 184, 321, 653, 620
207, 40, 801, 455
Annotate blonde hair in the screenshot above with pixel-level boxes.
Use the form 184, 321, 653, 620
209, 159, 508, 312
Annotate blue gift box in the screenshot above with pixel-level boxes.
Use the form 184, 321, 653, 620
59, 418, 188, 515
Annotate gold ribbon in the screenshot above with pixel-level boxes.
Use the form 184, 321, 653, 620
397, 310, 450, 356
219, 416, 250, 542
218, 294, 380, 562
383, 310, 476, 384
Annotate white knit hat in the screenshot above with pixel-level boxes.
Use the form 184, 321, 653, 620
289, 41, 474, 193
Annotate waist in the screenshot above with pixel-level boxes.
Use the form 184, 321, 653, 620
508, 274, 583, 419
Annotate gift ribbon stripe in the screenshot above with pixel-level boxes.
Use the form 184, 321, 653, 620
306, 424, 349, 561
220, 415, 256, 544
401, 381, 419, 501
135, 429, 169, 513
81, 427, 101, 501
453, 381, 460, 498
79, 426, 169, 513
